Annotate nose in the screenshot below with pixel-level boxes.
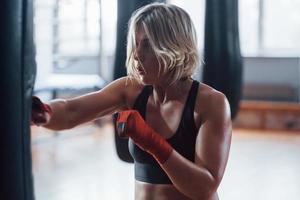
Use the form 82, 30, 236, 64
133, 48, 144, 62
133, 50, 138, 61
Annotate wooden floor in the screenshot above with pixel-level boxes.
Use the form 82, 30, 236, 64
31, 123, 300, 200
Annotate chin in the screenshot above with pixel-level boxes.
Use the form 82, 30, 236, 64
139, 75, 154, 85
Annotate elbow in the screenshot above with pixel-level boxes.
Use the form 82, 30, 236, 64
192, 178, 220, 200
196, 187, 218, 200
193, 189, 217, 200
193, 188, 218, 200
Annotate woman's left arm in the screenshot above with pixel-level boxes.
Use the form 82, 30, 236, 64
161, 92, 232, 200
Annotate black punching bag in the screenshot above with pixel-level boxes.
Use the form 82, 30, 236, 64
202, 0, 243, 119
0, 0, 36, 199
113, 0, 164, 163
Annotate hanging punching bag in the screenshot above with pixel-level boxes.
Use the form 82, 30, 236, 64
202, 0, 243, 119
113, 0, 164, 163
0, 0, 36, 199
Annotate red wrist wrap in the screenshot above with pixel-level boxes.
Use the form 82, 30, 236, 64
116, 110, 173, 164
32, 96, 52, 115
42, 104, 52, 114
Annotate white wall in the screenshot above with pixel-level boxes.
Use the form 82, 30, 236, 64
243, 57, 300, 88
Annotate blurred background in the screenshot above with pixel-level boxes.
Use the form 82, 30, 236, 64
30, 0, 300, 200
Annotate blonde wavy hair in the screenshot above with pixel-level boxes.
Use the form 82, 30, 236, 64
126, 3, 199, 85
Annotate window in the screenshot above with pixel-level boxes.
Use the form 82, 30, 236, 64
263, 0, 300, 55
34, 0, 102, 77
52, 0, 101, 71
54, 0, 100, 55
240, 0, 300, 56
239, 0, 260, 55
34, 0, 117, 81
169, 0, 300, 57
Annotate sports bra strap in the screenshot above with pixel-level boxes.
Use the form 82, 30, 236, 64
133, 85, 152, 118
185, 80, 199, 114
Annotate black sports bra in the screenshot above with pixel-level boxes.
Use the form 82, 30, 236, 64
129, 80, 200, 184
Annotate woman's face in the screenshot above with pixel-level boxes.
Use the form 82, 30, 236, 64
134, 25, 161, 85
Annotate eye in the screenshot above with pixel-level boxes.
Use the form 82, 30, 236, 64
143, 41, 150, 48
135, 38, 153, 54
142, 40, 153, 52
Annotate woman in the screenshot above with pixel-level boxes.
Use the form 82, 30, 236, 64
32, 3, 232, 200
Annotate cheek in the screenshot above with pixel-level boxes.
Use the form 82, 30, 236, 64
144, 64, 159, 76
147, 56, 160, 71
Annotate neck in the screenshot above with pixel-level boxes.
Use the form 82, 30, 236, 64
152, 78, 192, 105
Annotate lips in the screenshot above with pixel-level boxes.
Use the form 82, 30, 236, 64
138, 70, 145, 75
136, 66, 145, 75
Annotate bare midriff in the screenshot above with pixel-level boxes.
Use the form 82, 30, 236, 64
135, 180, 191, 200
135, 181, 219, 200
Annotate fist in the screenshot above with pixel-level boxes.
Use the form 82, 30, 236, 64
31, 96, 52, 126
115, 110, 173, 164
116, 110, 155, 146
115, 110, 143, 138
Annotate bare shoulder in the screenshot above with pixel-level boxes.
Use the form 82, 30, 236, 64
195, 82, 231, 123
110, 76, 145, 109
108, 76, 141, 90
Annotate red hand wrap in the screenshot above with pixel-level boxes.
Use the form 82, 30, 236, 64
116, 110, 173, 164
32, 96, 52, 115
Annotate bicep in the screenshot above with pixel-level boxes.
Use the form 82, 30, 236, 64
194, 94, 232, 184
66, 77, 134, 125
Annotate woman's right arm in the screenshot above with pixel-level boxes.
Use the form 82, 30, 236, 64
38, 77, 139, 130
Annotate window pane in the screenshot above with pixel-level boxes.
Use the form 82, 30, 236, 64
264, 0, 300, 54
58, 0, 85, 22
239, 0, 259, 55
170, 0, 260, 56
101, 0, 117, 54
54, 0, 100, 56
